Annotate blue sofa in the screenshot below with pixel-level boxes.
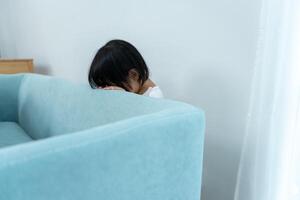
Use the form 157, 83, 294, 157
0, 74, 205, 200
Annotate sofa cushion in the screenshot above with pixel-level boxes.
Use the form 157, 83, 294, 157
0, 122, 33, 148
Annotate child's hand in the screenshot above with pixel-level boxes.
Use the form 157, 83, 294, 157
99, 86, 125, 91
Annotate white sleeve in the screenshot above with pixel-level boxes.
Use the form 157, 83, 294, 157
147, 86, 164, 98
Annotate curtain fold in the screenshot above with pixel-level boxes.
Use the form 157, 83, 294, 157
234, 0, 300, 200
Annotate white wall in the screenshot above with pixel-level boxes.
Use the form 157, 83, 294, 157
0, 0, 262, 199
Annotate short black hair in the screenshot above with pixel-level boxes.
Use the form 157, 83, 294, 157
88, 39, 149, 90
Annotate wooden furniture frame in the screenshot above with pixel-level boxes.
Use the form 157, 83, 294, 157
0, 59, 34, 74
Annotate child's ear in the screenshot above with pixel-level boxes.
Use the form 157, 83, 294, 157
128, 69, 139, 81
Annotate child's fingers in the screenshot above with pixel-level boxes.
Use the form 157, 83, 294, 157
103, 86, 115, 90
103, 86, 124, 90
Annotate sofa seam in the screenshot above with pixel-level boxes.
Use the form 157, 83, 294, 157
16, 74, 26, 124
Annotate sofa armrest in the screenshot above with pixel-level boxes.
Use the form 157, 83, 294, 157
0, 74, 24, 122
0, 110, 205, 200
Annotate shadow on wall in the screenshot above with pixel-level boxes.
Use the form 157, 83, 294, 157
34, 65, 52, 75
180, 64, 251, 200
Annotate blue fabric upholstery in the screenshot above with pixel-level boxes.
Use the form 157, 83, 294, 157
0, 122, 32, 148
0, 74, 23, 122
0, 74, 205, 200
17, 75, 190, 139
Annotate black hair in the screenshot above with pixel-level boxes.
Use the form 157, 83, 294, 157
88, 39, 149, 90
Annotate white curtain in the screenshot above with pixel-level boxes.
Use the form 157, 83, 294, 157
234, 0, 300, 199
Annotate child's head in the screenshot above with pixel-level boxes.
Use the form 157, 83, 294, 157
88, 39, 149, 93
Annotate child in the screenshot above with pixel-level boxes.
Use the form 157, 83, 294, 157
88, 39, 163, 98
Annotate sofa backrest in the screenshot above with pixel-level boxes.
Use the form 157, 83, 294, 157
17, 74, 194, 139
